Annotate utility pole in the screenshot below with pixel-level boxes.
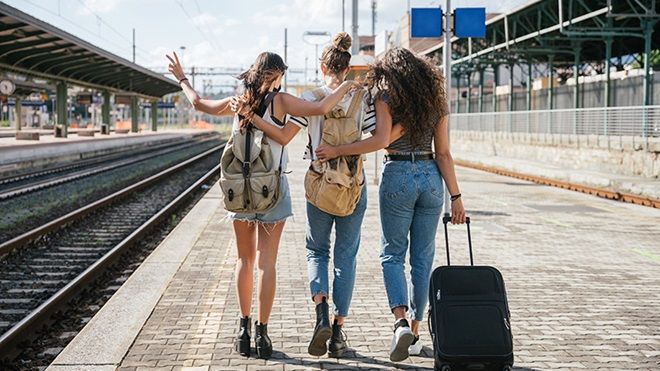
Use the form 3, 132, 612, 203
284, 28, 288, 92
443, 0, 452, 217
351, 0, 359, 54
342, 0, 346, 31
372, 1, 377, 37
132, 28, 136, 63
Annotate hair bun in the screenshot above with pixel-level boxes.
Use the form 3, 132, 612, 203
333, 32, 352, 53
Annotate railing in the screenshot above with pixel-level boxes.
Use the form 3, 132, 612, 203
450, 106, 660, 150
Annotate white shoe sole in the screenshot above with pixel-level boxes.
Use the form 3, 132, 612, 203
390, 331, 415, 362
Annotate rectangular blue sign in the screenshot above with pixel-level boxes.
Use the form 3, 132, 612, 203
454, 7, 486, 38
411, 7, 442, 38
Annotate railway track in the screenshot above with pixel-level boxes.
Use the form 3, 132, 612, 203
0, 143, 225, 360
455, 159, 660, 209
0, 133, 216, 200
0, 136, 221, 244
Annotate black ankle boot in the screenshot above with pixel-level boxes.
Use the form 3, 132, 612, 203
308, 297, 332, 356
328, 319, 348, 358
254, 321, 272, 359
235, 316, 251, 356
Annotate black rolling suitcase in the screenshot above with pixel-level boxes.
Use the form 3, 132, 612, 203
428, 216, 514, 371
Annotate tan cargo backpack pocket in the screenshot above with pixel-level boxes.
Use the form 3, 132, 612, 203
248, 173, 280, 212
220, 176, 246, 212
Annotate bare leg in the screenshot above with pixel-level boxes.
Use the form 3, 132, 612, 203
256, 221, 285, 324
411, 320, 420, 335
233, 220, 256, 318
393, 306, 407, 321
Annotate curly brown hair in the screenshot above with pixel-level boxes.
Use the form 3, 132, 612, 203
366, 47, 449, 148
320, 32, 352, 75
237, 52, 287, 126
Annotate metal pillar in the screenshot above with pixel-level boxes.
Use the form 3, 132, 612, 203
102, 90, 110, 126
526, 62, 533, 111
508, 63, 514, 112
130, 95, 138, 133
466, 72, 472, 113
603, 37, 612, 144
492, 64, 498, 112
351, 0, 359, 54
151, 100, 158, 132
442, 0, 452, 218
548, 56, 554, 110
14, 96, 21, 131
642, 20, 655, 106
573, 46, 581, 109
456, 73, 461, 114
478, 68, 485, 113
56, 81, 68, 137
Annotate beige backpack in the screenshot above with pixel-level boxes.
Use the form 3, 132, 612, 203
304, 89, 365, 216
219, 92, 282, 213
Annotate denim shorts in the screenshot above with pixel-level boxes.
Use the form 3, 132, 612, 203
228, 176, 293, 223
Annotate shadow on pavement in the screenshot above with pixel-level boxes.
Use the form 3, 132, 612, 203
267, 349, 435, 370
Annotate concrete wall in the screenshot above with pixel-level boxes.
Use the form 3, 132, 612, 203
450, 131, 659, 179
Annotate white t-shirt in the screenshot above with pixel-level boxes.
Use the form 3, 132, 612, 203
290, 86, 376, 160
231, 100, 291, 172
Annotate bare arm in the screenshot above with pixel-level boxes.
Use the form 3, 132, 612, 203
382, 123, 404, 142
315, 99, 392, 160
248, 114, 301, 146
279, 81, 357, 116
434, 115, 466, 224
166, 52, 233, 116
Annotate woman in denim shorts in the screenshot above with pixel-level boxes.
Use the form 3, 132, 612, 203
167, 51, 357, 359
315, 47, 467, 362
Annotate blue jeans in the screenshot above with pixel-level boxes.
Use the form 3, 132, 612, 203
306, 184, 367, 317
379, 159, 444, 321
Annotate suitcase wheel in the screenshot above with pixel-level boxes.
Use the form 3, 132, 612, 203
434, 359, 451, 371
502, 366, 512, 371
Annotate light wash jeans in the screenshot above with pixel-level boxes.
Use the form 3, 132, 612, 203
379, 159, 444, 321
305, 184, 367, 317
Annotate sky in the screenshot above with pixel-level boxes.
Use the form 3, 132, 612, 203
5, 0, 530, 90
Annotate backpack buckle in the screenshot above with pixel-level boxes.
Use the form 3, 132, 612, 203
242, 162, 250, 177
228, 189, 234, 201
262, 185, 269, 198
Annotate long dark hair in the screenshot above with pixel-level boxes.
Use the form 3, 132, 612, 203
237, 52, 287, 125
367, 47, 449, 147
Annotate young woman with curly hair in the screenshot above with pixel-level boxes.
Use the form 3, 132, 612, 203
167, 51, 357, 359
315, 47, 466, 362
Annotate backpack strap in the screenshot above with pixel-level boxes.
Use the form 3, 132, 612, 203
257, 92, 277, 119
345, 89, 365, 119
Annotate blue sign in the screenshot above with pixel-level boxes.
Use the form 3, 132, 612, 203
411, 7, 442, 38
454, 8, 486, 38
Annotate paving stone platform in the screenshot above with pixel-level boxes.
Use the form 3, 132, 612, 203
50, 136, 660, 370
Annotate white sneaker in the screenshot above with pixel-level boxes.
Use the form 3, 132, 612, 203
409, 335, 422, 356
389, 319, 415, 362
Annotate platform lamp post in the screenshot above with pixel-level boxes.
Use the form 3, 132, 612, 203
303, 31, 331, 86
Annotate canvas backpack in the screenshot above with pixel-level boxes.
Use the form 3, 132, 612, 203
304, 88, 365, 217
219, 92, 283, 213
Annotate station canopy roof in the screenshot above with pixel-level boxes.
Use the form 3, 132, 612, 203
417, 0, 660, 71
0, 2, 180, 98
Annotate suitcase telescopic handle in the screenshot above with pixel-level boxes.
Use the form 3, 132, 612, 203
442, 216, 473, 266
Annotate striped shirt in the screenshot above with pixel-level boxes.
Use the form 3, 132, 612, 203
290, 86, 376, 160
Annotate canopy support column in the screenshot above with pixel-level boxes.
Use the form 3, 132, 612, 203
131, 95, 138, 133
151, 100, 158, 132
56, 81, 68, 138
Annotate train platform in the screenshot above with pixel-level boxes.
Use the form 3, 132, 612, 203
451, 149, 660, 202
0, 129, 217, 178
48, 136, 660, 371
